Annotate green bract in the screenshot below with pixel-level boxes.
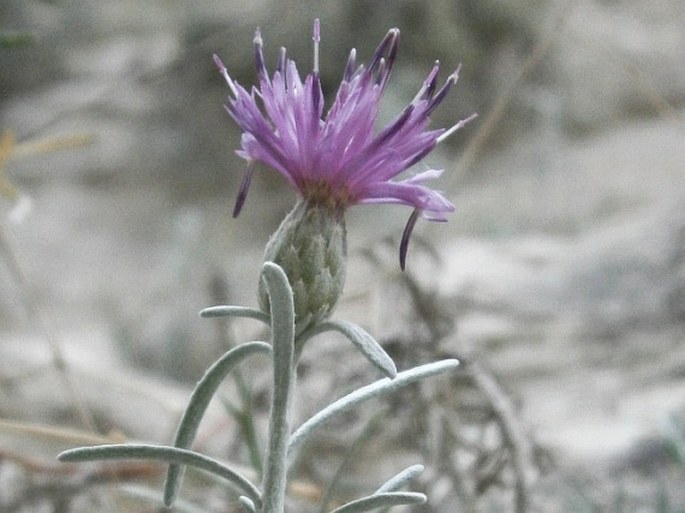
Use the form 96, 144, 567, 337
259, 200, 346, 335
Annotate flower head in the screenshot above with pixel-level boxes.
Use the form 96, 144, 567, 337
215, 20, 474, 269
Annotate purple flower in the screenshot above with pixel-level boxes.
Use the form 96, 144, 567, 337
214, 19, 474, 269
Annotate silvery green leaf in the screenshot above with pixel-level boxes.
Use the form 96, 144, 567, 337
239, 496, 257, 513
303, 320, 397, 378
328, 492, 426, 513
288, 359, 459, 456
375, 464, 425, 493
200, 305, 269, 324
164, 341, 271, 506
58, 444, 261, 506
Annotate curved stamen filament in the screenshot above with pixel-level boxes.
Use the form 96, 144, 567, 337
400, 208, 421, 271
213, 54, 239, 98
233, 162, 254, 218
436, 112, 478, 144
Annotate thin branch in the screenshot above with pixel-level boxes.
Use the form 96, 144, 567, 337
0, 226, 97, 432
449, 0, 575, 186
467, 360, 534, 513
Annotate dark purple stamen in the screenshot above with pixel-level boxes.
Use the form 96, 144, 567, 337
400, 208, 421, 271
405, 141, 438, 169
254, 30, 268, 79
381, 30, 399, 87
374, 58, 387, 85
233, 163, 254, 218
343, 49, 357, 82
368, 28, 399, 72
423, 62, 440, 100
427, 70, 460, 115
276, 47, 287, 74
312, 75, 322, 114
368, 104, 415, 149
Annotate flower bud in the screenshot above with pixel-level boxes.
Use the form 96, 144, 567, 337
259, 200, 346, 335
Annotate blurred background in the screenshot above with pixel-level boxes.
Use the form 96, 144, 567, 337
1, 0, 684, 511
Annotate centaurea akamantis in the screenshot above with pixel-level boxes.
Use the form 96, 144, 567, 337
56, 21, 464, 513
215, 20, 474, 332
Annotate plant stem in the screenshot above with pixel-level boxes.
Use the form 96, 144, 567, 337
232, 367, 264, 475
260, 263, 296, 513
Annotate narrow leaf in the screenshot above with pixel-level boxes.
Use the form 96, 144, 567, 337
289, 359, 459, 456
303, 320, 397, 378
375, 464, 424, 494
239, 496, 257, 513
200, 305, 269, 324
328, 492, 426, 513
58, 444, 261, 506
164, 341, 272, 506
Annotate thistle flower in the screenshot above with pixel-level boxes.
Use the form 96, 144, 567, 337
215, 21, 473, 333
214, 20, 474, 270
